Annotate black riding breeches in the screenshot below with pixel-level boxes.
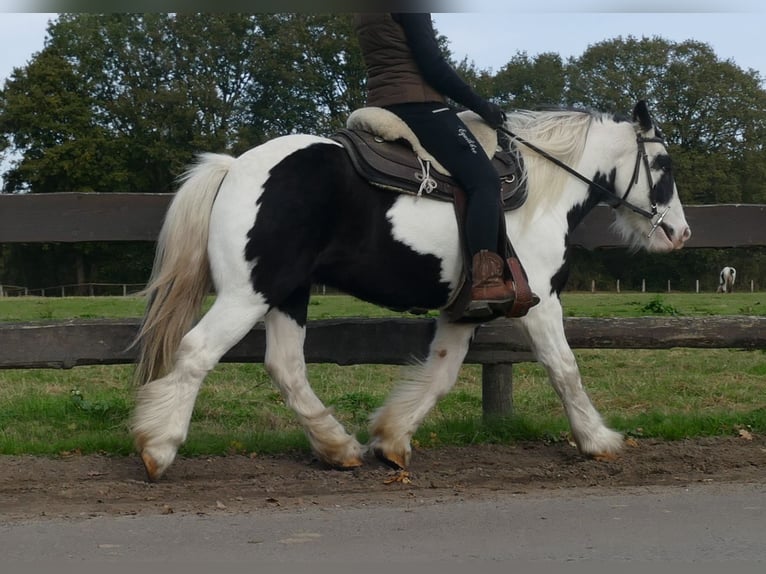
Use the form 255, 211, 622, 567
384, 102, 502, 256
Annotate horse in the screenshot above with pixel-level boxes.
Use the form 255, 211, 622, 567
130, 100, 691, 481
717, 266, 736, 293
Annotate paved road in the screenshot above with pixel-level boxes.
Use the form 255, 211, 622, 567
2, 482, 764, 564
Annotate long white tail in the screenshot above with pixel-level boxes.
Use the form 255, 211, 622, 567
133, 152, 235, 385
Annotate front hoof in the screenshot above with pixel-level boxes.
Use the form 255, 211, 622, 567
140, 450, 164, 482
137, 442, 177, 482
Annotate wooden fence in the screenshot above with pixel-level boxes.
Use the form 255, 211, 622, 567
1, 194, 766, 415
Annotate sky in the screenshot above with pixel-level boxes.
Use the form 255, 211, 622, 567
0, 6, 765, 90
433, 11, 766, 81
2, 4, 766, 83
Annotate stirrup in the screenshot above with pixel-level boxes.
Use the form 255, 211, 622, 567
460, 298, 517, 322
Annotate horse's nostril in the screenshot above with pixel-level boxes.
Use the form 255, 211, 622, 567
682, 226, 692, 242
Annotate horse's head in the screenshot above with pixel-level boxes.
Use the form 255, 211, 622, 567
608, 101, 691, 253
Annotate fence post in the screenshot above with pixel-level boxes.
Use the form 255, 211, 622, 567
591, 280, 595, 293
696, 279, 700, 294
616, 279, 620, 293
481, 363, 514, 419
641, 279, 645, 293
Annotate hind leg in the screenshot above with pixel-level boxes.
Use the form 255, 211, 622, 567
369, 314, 476, 469
264, 304, 364, 469
132, 292, 268, 481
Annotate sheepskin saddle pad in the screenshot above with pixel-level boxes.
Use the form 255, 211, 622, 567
331, 106, 527, 210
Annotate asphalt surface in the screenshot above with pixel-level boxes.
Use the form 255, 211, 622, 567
2, 481, 765, 565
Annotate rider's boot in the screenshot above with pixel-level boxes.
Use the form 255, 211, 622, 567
464, 250, 516, 318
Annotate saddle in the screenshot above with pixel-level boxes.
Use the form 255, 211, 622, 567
331, 127, 528, 211
331, 107, 537, 322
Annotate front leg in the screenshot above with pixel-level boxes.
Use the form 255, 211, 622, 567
521, 298, 623, 457
369, 314, 476, 468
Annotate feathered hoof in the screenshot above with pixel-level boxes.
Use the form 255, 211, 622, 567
373, 447, 408, 470
330, 456, 364, 470
140, 450, 164, 482
136, 441, 178, 482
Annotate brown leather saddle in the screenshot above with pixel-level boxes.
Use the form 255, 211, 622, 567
331, 127, 537, 322
331, 128, 527, 211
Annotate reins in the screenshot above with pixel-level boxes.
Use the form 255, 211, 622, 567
497, 125, 670, 238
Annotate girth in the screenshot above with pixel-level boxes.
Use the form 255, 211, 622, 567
331, 128, 527, 211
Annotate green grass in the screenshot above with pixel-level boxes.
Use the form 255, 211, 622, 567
1, 290, 764, 321
0, 292, 765, 456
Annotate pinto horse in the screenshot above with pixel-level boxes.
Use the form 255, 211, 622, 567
718, 266, 736, 293
131, 100, 691, 480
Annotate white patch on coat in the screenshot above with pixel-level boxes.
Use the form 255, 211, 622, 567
386, 194, 463, 291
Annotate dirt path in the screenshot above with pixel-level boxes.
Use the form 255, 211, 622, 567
2, 435, 765, 521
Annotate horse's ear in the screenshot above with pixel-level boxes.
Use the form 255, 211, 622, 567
632, 100, 653, 132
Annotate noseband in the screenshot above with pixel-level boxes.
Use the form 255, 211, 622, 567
499, 126, 670, 238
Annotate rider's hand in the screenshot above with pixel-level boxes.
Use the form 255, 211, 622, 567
479, 102, 507, 129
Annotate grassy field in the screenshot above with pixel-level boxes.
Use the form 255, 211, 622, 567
0, 292, 764, 456
1, 291, 763, 321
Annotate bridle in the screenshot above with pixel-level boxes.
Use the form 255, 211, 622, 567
498, 125, 671, 238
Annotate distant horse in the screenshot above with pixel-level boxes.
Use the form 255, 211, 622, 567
717, 266, 736, 293
131, 100, 691, 481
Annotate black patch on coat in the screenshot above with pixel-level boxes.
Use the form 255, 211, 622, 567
649, 154, 675, 205
244, 142, 451, 325
549, 170, 614, 296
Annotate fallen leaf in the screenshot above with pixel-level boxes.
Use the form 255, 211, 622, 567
738, 428, 754, 441
384, 470, 412, 485
593, 452, 619, 462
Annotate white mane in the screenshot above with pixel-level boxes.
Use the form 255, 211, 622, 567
506, 109, 594, 219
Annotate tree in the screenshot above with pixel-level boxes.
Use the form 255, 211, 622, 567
492, 52, 566, 110
233, 13, 366, 151
0, 48, 115, 193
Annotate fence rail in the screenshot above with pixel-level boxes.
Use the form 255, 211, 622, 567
3, 315, 763, 370
1, 193, 766, 248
